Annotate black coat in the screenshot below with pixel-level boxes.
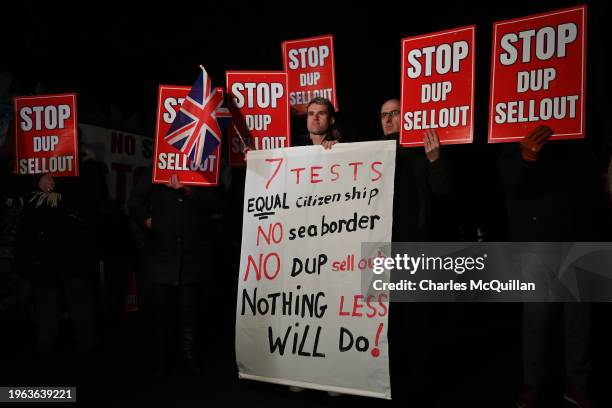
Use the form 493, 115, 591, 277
381, 133, 454, 242
127, 169, 226, 285
15, 160, 108, 280
499, 142, 604, 241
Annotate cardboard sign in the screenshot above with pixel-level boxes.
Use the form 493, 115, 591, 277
236, 141, 395, 399
153, 85, 221, 186
14, 93, 78, 176
488, 5, 587, 143
226, 71, 291, 166
400, 26, 475, 146
282, 35, 338, 114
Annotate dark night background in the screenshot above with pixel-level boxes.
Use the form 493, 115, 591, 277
1, 1, 612, 407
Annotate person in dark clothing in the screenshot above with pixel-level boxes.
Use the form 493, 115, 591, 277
14, 157, 108, 377
378, 98, 454, 241
378, 98, 455, 404
127, 169, 225, 377
500, 126, 601, 243
501, 126, 603, 408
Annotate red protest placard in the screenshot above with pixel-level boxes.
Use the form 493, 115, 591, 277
226, 71, 291, 166
152, 85, 221, 186
488, 5, 586, 143
14, 93, 78, 176
400, 26, 475, 147
282, 34, 338, 114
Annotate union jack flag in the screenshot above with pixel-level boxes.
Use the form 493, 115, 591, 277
164, 66, 231, 168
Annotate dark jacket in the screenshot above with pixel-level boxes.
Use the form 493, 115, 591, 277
381, 133, 454, 242
499, 142, 604, 241
294, 132, 338, 147
127, 168, 226, 285
15, 160, 108, 280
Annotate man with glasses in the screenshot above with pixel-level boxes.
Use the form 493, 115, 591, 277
378, 98, 453, 241
379, 98, 455, 405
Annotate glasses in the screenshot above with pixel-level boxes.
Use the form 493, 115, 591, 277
380, 110, 400, 119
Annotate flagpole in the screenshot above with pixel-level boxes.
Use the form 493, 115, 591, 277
223, 87, 252, 152
233, 123, 250, 151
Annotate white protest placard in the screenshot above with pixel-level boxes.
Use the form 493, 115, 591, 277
236, 141, 395, 399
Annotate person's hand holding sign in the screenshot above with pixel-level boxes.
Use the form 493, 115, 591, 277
168, 173, 193, 197
520, 125, 553, 162
423, 129, 441, 163
33, 173, 61, 207
321, 140, 338, 150
38, 174, 55, 193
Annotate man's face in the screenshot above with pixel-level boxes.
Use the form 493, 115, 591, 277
307, 103, 334, 135
380, 99, 401, 136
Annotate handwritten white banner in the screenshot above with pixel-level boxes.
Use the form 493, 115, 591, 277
236, 140, 395, 399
